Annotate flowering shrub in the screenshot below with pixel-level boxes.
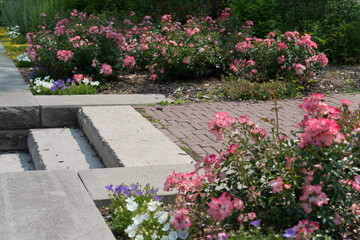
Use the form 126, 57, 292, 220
107, 184, 190, 240
26, 10, 132, 83
164, 93, 360, 239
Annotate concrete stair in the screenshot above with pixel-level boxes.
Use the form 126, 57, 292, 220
0, 152, 35, 173
78, 106, 194, 168
28, 128, 104, 171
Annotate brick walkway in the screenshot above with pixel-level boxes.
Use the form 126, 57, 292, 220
138, 93, 360, 159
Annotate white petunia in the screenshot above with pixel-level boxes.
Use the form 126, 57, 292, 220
158, 211, 169, 224
151, 232, 158, 240
160, 236, 169, 240
143, 212, 150, 221
135, 234, 144, 240
90, 81, 100, 86
126, 200, 138, 212
125, 224, 137, 238
148, 201, 158, 212
162, 223, 170, 231
132, 214, 144, 226
168, 231, 178, 240
177, 229, 189, 239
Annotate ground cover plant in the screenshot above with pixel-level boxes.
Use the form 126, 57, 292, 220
106, 94, 360, 239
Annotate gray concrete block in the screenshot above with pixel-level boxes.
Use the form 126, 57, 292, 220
0, 170, 115, 240
28, 128, 104, 171
78, 106, 194, 168
40, 106, 79, 128
0, 152, 34, 173
78, 164, 196, 206
0, 106, 40, 129
35, 94, 172, 106
0, 130, 28, 150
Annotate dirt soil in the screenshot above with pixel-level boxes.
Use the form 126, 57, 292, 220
19, 64, 360, 102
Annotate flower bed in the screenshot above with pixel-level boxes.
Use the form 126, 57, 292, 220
17, 8, 328, 95
106, 94, 360, 239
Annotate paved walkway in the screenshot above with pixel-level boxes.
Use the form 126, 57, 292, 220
140, 93, 360, 158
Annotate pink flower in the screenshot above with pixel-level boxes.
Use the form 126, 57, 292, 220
183, 57, 191, 64
233, 198, 244, 210
302, 202, 313, 214
199, 47, 205, 53
101, 63, 112, 76
188, 43, 194, 47
316, 53, 328, 66
246, 20, 254, 26
352, 175, 360, 191
150, 74, 157, 81
277, 55, 285, 64
207, 192, 234, 221
73, 74, 83, 83
341, 99, 354, 106
56, 50, 74, 63
208, 112, 233, 141
248, 212, 256, 220
334, 213, 342, 226
293, 63, 306, 75
270, 176, 283, 193
277, 42, 287, 51
122, 55, 136, 68
227, 144, 238, 154
173, 208, 192, 229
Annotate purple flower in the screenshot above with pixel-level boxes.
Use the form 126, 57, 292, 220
136, 190, 143, 196
105, 184, 113, 191
148, 189, 158, 195
115, 185, 122, 194
217, 233, 228, 240
131, 184, 137, 190
154, 195, 161, 201
125, 189, 132, 197
250, 219, 261, 227
283, 228, 296, 239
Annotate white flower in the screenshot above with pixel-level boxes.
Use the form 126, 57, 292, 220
160, 236, 169, 240
90, 81, 100, 86
143, 212, 150, 221
82, 78, 90, 85
132, 214, 144, 226
125, 224, 137, 238
126, 197, 138, 211
135, 235, 144, 240
177, 229, 189, 240
127, 201, 138, 211
158, 211, 169, 224
168, 231, 178, 240
151, 232, 158, 240
162, 223, 170, 231
37, 89, 41, 93
148, 201, 158, 212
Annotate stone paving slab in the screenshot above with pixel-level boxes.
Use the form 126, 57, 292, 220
78, 106, 194, 167
28, 128, 104, 171
0, 170, 115, 240
78, 164, 195, 206
0, 130, 28, 150
140, 93, 360, 158
0, 152, 34, 173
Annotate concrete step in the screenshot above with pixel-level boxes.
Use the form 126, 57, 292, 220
28, 128, 104, 171
78, 164, 195, 206
78, 106, 194, 168
0, 170, 115, 240
0, 152, 35, 173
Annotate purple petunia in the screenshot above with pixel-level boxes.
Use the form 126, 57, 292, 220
154, 195, 161, 201
136, 190, 143, 196
131, 184, 138, 190
115, 185, 122, 194
283, 228, 296, 239
250, 219, 261, 227
105, 184, 113, 191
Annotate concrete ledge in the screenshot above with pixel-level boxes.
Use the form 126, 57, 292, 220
78, 164, 195, 206
0, 170, 115, 240
0, 152, 34, 173
0, 130, 28, 150
0, 106, 39, 130
40, 106, 79, 128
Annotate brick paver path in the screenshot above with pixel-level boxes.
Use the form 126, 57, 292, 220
139, 93, 360, 159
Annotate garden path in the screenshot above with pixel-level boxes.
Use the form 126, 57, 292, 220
140, 93, 360, 158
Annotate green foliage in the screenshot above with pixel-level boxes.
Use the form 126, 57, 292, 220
222, 77, 300, 101
0, 0, 76, 33
30, 83, 97, 95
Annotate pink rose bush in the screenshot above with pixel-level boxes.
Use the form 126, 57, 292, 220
164, 93, 360, 238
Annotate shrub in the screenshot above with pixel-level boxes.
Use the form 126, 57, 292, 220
26, 10, 133, 83
164, 93, 360, 239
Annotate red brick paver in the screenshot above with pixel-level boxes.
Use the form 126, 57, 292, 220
138, 93, 360, 159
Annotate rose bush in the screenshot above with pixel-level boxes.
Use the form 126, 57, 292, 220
164, 93, 360, 239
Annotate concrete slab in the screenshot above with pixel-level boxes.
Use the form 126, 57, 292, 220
78, 106, 194, 167
0, 152, 34, 173
78, 164, 195, 206
28, 128, 104, 171
0, 129, 28, 150
0, 170, 115, 240
35, 94, 172, 106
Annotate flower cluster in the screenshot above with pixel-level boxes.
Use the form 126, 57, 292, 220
163, 93, 360, 238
